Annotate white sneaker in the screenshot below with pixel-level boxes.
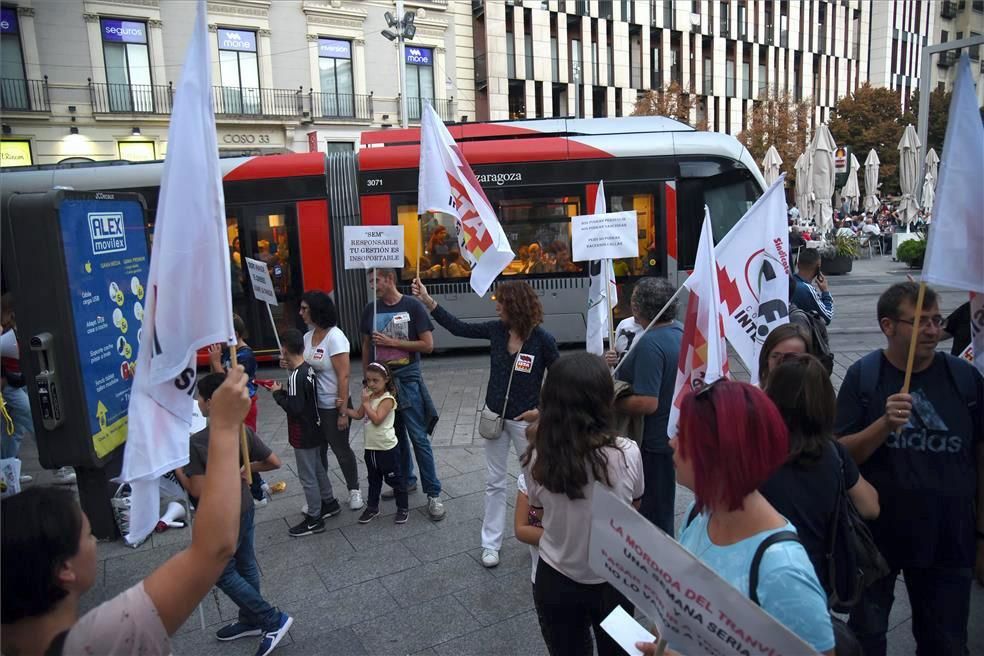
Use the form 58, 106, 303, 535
481, 548, 499, 568
427, 496, 446, 521
254, 497, 268, 508
349, 490, 364, 511
53, 467, 76, 485
19, 474, 32, 484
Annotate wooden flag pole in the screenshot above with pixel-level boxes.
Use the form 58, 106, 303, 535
604, 259, 616, 350
417, 216, 423, 279
228, 341, 253, 484
264, 302, 282, 352
900, 282, 927, 394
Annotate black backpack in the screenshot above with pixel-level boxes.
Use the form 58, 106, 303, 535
790, 305, 834, 374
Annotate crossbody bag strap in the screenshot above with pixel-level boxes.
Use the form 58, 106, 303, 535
749, 530, 801, 605
501, 351, 520, 417
825, 441, 845, 607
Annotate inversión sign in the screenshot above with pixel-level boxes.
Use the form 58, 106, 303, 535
319, 38, 351, 59
588, 483, 816, 656
571, 210, 639, 262
343, 225, 404, 269
243, 256, 278, 306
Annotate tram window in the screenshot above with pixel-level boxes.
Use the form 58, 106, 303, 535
499, 196, 582, 276
396, 205, 462, 281
677, 174, 759, 269
607, 192, 655, 278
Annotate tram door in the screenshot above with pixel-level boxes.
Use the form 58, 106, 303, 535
226, 203, 305, 357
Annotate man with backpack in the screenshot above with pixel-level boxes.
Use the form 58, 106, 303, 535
834, 282, 984, 656
792, 249, 834, 326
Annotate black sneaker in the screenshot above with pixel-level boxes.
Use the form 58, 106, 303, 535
215, 621, 263, 641
320, 499, 341, 519
394, 508, 410, 524
358, 508, 380, 524
288, 515, 325, 537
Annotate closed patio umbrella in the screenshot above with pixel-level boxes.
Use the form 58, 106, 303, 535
921, 170, 936, 214
762, 145, 783, 187
809, 124, 837, 233
842, 153, 861, 212
863, 149, 881, 214
923, 147, 940, 208
897, 124, 921, 227
794, 152, 812, 222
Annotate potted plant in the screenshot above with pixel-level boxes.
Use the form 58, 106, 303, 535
896, 238, 926, 268
819, 235, 858, 275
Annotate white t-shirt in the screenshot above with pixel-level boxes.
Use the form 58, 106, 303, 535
303, 326, 350, 409
614, 317, 646, 355
525, 436, 644, 584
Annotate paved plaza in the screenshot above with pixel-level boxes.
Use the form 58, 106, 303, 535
17, 254, 983, 655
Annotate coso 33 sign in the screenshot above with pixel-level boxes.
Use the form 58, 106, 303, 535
222, 134, 271, 144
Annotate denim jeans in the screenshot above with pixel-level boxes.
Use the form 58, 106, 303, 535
639, 450, 675, 535
216, 507, 281, 630
392, 362, 441, 497
848, 565, 972, 656
1, 386, 32, 459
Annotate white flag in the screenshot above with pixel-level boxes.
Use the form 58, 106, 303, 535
587, 181, 618, 355
418, 104, 514, 296
923, 54, 984, 296
120, 0, 235, 546
714, 176, 791, 384
969, 293, 984, 377
667, 208, 729, 437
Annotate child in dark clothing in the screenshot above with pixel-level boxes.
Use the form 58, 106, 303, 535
271, 329, 341, 537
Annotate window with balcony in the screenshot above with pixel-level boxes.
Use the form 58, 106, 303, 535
102, 18, 153, 112
218, 28, 260, 114
1, 7, 29, 111
317, 39, 354, 117
405, 45, 435, 121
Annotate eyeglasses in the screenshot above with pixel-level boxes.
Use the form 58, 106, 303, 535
893, 315, 944, 328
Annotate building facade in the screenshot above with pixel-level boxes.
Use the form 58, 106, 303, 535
0, 0, 467, 167
931, 0, 984, 105
868, 0, 935, 114
471, 0, 870, 133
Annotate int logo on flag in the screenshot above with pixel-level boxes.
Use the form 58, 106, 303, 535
88, 212, 127, 254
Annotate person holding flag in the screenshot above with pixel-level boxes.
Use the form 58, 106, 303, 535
834, 55, 984, 656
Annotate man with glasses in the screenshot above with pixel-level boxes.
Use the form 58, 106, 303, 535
834, 282, 983, 656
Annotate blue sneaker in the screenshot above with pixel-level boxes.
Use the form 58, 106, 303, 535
255, 612, 293, 656
215, 621, 262, 641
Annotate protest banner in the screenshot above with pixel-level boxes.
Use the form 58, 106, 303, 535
588, 483, 816, 656
571, 210, 639, 262
343, 225, 404, 269
244, 256, 281, 350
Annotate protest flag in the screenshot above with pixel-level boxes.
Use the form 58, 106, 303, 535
714, 176, 791, 383
667, 208, 729, 436
120, 0, 236, 545
417, 104, 514, 297
587, 181, 618, 355
921, 54, 984, 377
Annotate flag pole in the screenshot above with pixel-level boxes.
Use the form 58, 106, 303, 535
900, 282, 927, 394
604, 259, 616, 349
264, 303, 282, 352
612, 282, 686, 377
372, 267, 378, 362
417, 216, 423, 279
228, 341, 253, 484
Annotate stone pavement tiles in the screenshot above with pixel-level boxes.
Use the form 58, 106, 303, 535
18, 254, 981, 654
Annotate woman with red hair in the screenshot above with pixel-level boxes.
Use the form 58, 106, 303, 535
670, 380, 835, 655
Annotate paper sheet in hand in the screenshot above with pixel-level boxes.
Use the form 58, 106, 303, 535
600, 605, 657, 656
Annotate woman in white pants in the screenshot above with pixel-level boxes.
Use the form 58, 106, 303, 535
412, 279, 558, 567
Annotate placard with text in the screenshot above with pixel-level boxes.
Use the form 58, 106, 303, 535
588, 483, 816, 656
572, 211, 639, 262
243, 256, 278, 306
343, 225, 404, 269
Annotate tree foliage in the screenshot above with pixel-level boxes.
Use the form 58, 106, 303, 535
631, 82, 697, 125
736, 88, 812, 186
901, 87, 952, 154
829, 83, 906, 197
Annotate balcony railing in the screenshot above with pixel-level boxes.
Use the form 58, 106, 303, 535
400, 96, 455, 123
937, 50, 957, 67
90, 81, 172, 114
1, 77, 50, 112
212, 86, 302, 119
309, 91, 373, 121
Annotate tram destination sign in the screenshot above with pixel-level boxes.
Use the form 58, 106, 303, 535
343, 225, 404, 269
571, 210, 639, 262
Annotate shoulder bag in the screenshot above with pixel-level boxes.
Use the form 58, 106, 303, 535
478, 352, 519, 440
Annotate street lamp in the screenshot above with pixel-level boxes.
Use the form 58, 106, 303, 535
381, 0, 416, 128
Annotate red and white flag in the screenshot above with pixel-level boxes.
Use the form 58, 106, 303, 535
668, 208, 729, 436
120, 0, 236, 545
417, 104, 514, 296
921, 54, 984, 377
714, 176, 791, 384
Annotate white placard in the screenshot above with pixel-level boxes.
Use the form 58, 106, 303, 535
343, 225, 404, 269
588, 483, 816, 656
572, 211, 639, 262
243, 256, 278, 306
600, 605, 656, 656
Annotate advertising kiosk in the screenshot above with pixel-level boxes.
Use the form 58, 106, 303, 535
3, 190, 149, 538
